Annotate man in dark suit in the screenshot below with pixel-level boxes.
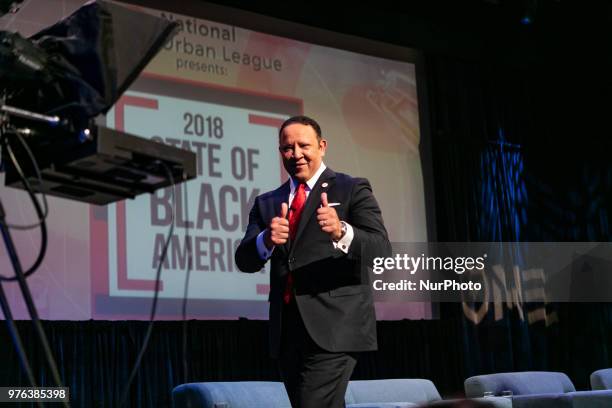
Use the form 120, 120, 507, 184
235, 115, 391, 408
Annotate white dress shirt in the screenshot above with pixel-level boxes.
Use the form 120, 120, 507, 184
255, 163, 354, 260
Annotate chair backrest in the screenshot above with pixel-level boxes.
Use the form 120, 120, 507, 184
591, 368, 612, 390
173, 381, 291, 408
464, 371, 576, 398
173, 378, 446, 407
346, 378, 442, 405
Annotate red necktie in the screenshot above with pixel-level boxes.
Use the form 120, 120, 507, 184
284, 183, 306, 304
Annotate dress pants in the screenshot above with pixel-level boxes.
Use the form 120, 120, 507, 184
278, 300, 358, 408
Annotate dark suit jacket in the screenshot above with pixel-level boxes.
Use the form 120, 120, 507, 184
235, 167, 391, 358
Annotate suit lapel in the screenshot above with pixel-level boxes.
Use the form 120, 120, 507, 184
292, 167, 336, 245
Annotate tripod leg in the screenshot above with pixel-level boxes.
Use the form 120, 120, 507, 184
0, 282, 37, 386
0, 201, 68, 408
0, 283, 45, 408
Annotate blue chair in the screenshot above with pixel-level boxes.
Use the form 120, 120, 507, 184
345, 379, 440, 407
590, 369, 612, 390
173, 378, 511, 408
172, 381, 290, 408
465, 371, 576, 397
465, 371, 612, 408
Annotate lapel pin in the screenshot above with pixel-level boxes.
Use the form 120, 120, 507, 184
322, 182, 328, 188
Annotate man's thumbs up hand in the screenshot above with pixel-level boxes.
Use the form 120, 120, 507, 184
317, 193, 342, 240
264, 202, 290, 249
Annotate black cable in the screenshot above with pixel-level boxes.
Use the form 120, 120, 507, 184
181, 173, 192, 382
0, 204, 68, 408
118, 162, 176, 408
0, 113, 34, 366
0, 155, 68, 408
0, 135, 48, 281
44, 102, 85, 117
0, 112, 51, 229
0, 111, 58, 407
3, 130, 49, 229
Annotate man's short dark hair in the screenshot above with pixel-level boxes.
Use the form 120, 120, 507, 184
279, 115, 322, 140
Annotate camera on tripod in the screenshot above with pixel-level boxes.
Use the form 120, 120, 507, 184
1, 0, 196, 205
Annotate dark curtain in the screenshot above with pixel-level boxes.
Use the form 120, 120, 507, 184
424, 51, 612, 389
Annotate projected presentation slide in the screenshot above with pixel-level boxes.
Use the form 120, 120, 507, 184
92, 75, 302, 318
0, 1, 427, 320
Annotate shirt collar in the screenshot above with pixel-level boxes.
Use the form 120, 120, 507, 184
290, 162, 327, 194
